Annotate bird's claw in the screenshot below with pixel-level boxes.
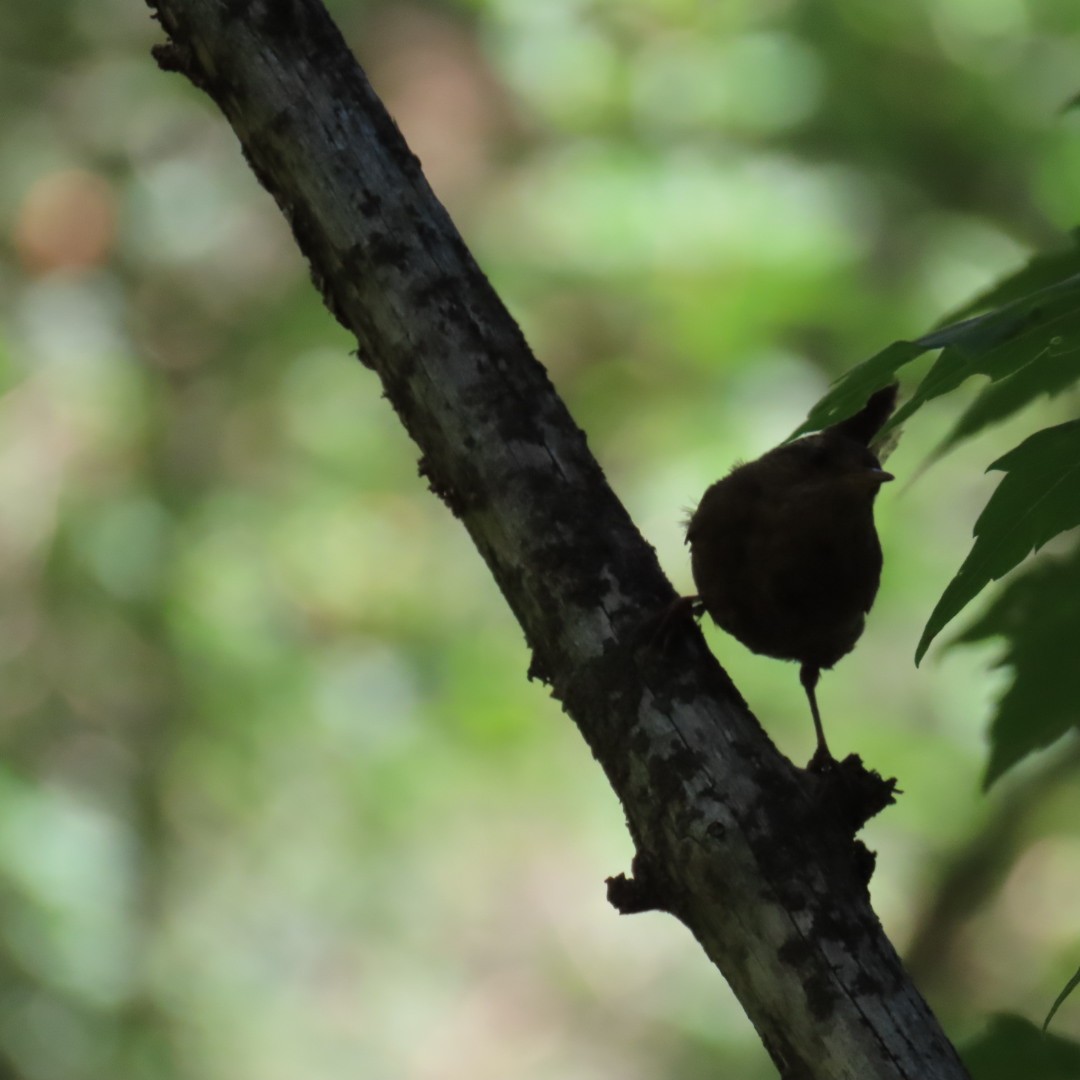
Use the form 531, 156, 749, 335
806, 745, 838, 774
638, 595, 703, 654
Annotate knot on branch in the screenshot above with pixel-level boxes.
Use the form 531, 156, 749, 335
606, 854, 671, 915
807, 753, 900, 835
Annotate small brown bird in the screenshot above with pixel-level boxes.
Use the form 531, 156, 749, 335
685, 385, 898, 768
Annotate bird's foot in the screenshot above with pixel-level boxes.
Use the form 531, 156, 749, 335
638, 595, 704, 654
806, 745, 838, 774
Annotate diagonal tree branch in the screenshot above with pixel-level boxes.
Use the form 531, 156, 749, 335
146, 1, 971, 1076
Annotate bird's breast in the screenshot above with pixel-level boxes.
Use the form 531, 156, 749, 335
689, 479, 884, 669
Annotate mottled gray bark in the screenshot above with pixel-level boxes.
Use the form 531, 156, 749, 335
146, 2, 970, 1076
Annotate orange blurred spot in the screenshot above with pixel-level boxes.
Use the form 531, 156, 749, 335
14, 169, 116, 275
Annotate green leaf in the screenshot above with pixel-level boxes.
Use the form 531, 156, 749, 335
933, 232, 1080, 327
1047, 967, 1080, 1034
916, 420, 1080, 666
961, 1013, 1080, 1080
933, 339, 1080, 459
794, 260, 1080, 447
887, 273, 1080, 437
951, 545, 1080, 787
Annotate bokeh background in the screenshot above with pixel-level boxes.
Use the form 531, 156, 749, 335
3, 0, 1080, 1077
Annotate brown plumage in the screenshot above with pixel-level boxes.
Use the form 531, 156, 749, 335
685, 385, 898, 767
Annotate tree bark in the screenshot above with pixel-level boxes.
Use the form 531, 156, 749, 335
145, 2, 971, 1076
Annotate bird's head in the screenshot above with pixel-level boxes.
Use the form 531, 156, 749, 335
765, 432, 895, 496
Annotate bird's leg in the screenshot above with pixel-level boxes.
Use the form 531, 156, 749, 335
800, 663, 835, 771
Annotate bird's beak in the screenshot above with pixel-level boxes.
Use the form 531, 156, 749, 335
851, 467, 893, 488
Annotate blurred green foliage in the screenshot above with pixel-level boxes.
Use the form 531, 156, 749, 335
963, 1013, 1080, 1079
3, 0, 1080, 1077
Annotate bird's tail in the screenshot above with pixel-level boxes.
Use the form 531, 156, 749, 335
826, 383, 898, 447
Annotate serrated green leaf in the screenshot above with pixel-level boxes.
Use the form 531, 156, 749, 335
933, 338, 1080, 459
794, 266, 1080, 448
1046, 967, 1080, 1033
887, 274, 1080, 438
950, 546, 1080, 787
916, 420, 1080, 666
962, 1013, 1080, 1080
933, 232, 1080, 327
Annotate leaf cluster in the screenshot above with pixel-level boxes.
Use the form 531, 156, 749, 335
799, 234, 1080, 789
